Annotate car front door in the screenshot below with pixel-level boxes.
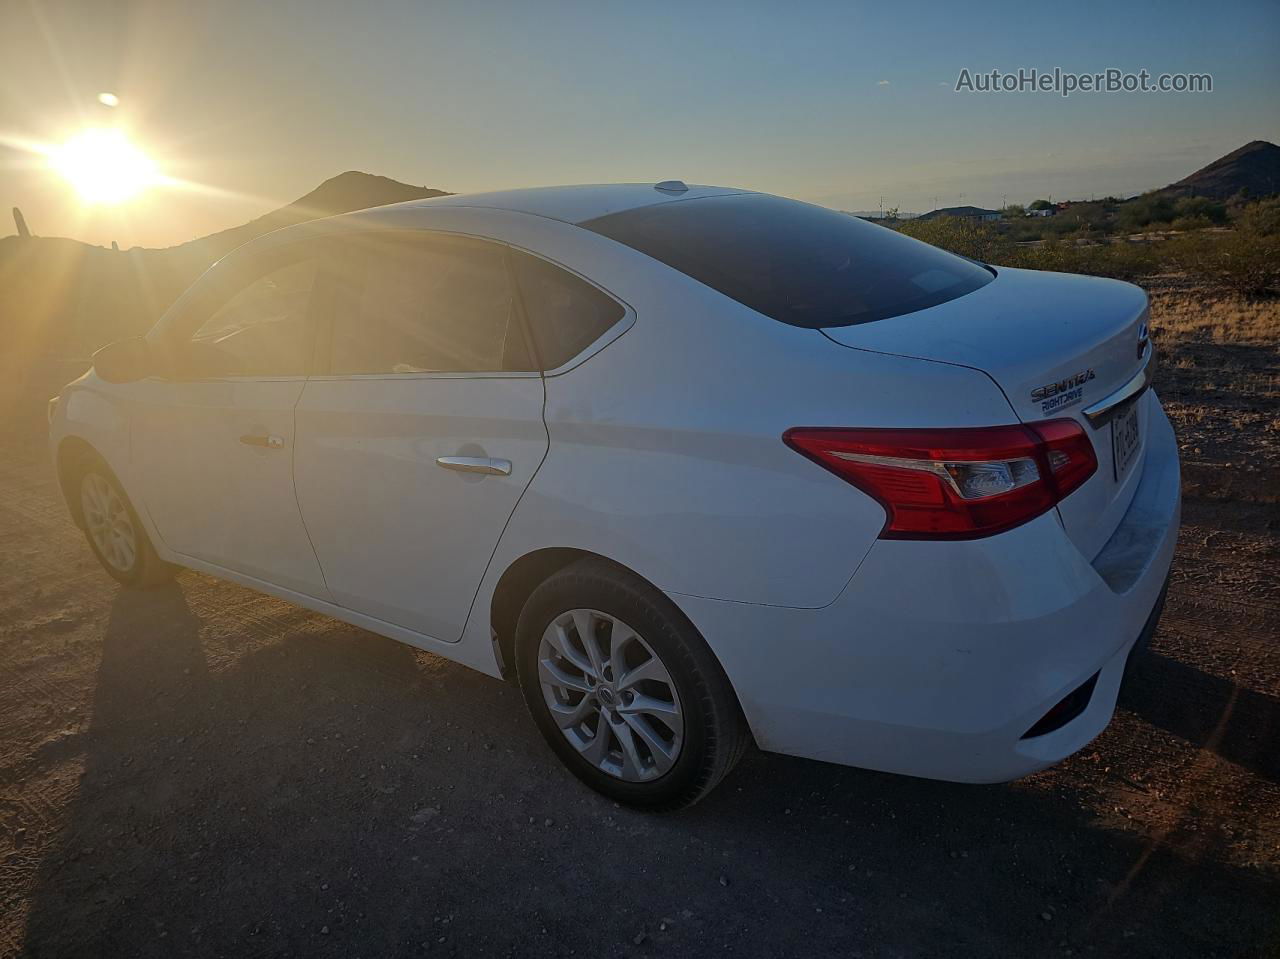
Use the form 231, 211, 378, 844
130, 241, 332, 599
292, 230, 547, 641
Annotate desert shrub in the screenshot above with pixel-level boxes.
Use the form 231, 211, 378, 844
895, 208, 1279, 295
896, 216, 1015, 262
1166, 230, 1280, 296
1116, 193, 1177, 232
1173, 196, 1227, 224
1008, 239, 1162, 281
1171, 215, 1214, 232
1236, 197, 1280, 237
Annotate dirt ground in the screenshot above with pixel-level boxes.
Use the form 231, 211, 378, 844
1, 298, 1278, 958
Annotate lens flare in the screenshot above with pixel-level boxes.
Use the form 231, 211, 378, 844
49, 128, 157, 204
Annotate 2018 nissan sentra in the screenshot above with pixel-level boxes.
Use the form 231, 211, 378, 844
48, 182, 1179, 809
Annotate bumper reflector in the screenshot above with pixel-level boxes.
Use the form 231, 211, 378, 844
1021, 672, 1100, 739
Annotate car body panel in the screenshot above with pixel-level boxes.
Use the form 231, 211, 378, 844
293, 373, 548, 641
129, 376, 332, 599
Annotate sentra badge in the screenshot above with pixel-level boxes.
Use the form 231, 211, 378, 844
1031, 369, 1095, 413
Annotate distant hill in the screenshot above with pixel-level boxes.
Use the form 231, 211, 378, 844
1159, 140, 1280, 200
173, 171, 450, 265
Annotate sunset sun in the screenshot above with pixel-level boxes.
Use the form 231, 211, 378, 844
49, 128, 157, 204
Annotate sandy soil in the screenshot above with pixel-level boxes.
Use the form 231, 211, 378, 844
1, 311, 1278, 958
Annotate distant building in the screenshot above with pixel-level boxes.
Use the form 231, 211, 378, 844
1026, 208, 1056, 217
915, 205, 1002, 222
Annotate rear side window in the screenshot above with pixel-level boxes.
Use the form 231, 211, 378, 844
327, 232, 534, 374
581, 193, 993, 329
512, 251, 625, 370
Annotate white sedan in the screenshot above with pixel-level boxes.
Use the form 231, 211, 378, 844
49, 182, 1179, 809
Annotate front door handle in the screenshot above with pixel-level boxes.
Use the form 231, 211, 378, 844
240, 433, 285, 450
436, 455, 512, 476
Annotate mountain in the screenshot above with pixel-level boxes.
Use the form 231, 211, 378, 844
173, 171, 449, 265
1160, 140, 1280, 200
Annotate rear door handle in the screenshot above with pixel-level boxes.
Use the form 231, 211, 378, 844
240, 433, 285, 450
435, 456, 512, 476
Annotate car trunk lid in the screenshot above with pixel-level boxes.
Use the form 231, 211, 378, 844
820, 266, 1153, 561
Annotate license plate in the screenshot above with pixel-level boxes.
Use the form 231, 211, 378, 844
1111, 402, 1142, 482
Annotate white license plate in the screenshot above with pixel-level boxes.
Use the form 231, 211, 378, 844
1111, 402, 1142, 482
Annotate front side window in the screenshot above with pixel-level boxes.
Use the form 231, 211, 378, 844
328, 233, 533, 375
581, 193, 994, 329
183, 255, 319, 377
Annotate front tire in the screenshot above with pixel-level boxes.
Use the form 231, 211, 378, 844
77, 461, 176, 588
515, 558, 748, 810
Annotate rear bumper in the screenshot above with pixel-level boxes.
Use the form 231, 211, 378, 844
673, 399, 1181, 783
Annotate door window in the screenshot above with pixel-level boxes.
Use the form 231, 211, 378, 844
183, 256, 320, 378
328, 233, 533, 375
511, 250, 625, 370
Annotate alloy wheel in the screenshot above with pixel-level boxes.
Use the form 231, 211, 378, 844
80, 473, 137, 573
537, 608, 684, 782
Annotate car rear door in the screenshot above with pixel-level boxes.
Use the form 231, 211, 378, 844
292, 230, 547, 641
131, 241, 332, 599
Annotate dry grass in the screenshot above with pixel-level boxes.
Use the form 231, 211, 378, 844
1149, 287, 1280, 344
1145, 284, 1280, 503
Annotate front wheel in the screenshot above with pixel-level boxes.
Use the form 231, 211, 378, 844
515, 558, 748, 810
77, 462, 176, 588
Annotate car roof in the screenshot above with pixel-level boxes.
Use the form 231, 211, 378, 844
395, 183, 754, 225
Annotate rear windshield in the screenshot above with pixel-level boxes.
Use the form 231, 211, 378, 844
581, 193, 994, 328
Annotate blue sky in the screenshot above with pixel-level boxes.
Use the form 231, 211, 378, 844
3, 0, 1278, 246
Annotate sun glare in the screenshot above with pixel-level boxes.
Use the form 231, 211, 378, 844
49, 128, 157, 204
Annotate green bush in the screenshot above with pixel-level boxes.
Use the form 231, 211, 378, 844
1007, 240, 1162, 281
896, 216, 1014, 262
1173, 196, 1227, 224
1235, 197, 1280, 237
1116, 193, 1176, 232
1170, 215, 1214, 232
894, 208, 1279, 295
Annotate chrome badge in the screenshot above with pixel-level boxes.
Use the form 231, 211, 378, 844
1031, 369, 1095, 414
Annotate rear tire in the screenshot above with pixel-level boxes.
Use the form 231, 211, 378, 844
515, 557, 748, 810
76, 459, 176, 588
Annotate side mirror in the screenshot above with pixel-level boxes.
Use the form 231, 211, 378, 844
92, 337, 153, 384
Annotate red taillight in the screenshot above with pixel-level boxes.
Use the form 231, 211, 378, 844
783, 420, 1097, 540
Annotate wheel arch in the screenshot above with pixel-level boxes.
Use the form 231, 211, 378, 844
489, 547, 594, 680
55, 435, 103, 529
487, 547, 733, 697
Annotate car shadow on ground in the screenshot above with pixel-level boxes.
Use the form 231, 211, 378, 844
1122, 649, 1280, 784
19, 583, 1280, 958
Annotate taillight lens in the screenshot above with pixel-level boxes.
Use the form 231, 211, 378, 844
783, 420, 1096, 540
